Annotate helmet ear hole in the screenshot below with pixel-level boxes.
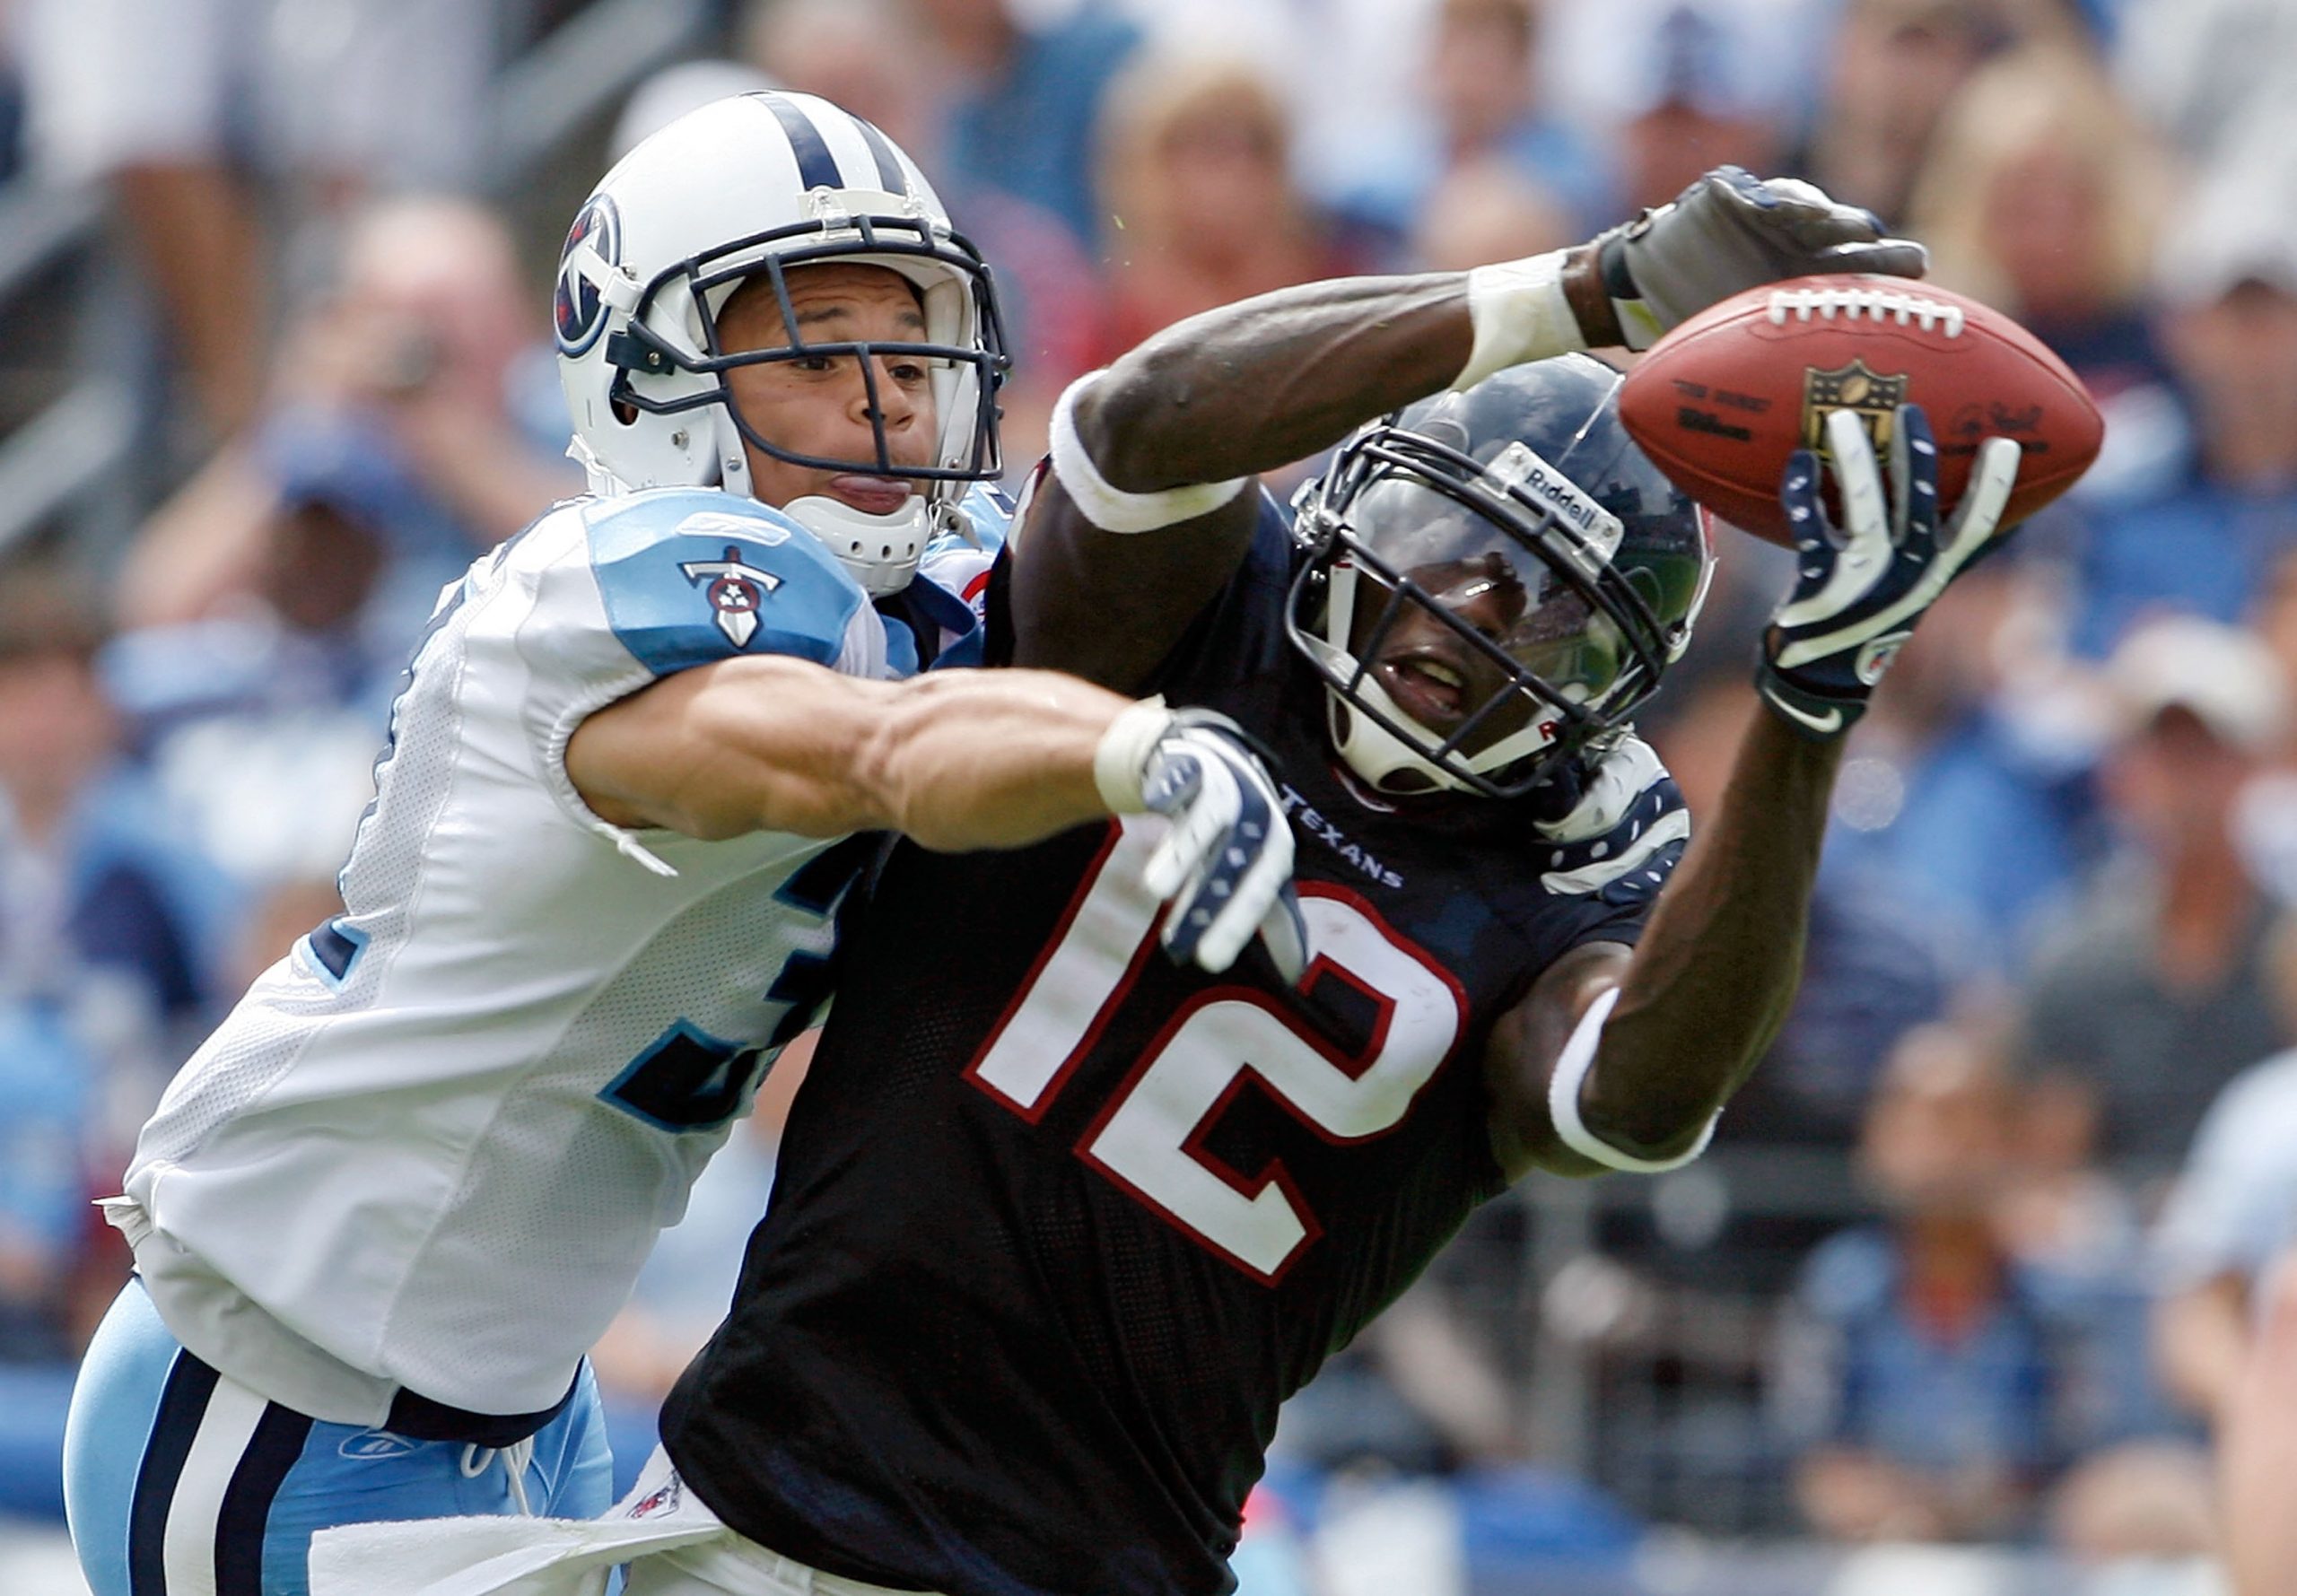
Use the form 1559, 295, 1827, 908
611, 398, 638, 426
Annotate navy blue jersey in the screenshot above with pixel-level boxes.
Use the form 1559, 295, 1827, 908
660, 494, 1685, 1596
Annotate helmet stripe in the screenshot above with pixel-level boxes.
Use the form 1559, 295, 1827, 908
853, 118, 911, 196
753, 92, 843, 192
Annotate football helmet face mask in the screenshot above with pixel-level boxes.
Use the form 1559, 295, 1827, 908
1286, 355, 1715, 798
555, 92, 1009, 595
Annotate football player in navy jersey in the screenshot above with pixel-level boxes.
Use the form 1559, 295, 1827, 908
310, 171, 2028, 1596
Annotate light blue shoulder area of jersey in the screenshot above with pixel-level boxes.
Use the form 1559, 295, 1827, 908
582, 489, 867, 677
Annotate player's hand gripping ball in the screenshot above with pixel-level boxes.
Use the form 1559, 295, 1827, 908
1619, 275, 2101, 545
1590, 167, 1929, 350
1095, 702, 1310, 982
1755, 405, 2022, 739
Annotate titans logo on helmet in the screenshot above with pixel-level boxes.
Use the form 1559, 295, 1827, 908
680, 545, 783, 650
555, 193, 622, 355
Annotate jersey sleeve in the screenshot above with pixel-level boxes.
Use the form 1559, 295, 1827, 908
509, 492, 879, 850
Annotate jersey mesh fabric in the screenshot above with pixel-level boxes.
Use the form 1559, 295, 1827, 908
125, 494, 897, 1419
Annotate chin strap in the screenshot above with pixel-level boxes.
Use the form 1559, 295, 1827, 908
782, 493, 934, 597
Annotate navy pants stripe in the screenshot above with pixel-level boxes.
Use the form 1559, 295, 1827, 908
214, 1404, 317, 1592
127, 1353, 220, 1595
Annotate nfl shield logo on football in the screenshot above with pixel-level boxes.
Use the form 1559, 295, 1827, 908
1802, 358, 1909, 460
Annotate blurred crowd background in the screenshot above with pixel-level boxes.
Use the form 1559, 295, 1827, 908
2, 0, 2296, 1591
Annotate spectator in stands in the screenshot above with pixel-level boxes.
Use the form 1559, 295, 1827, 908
1611, 1, 1795, 214
14, 0, 498, 442
1091, 55, 1376, 371
1328, 0, 1617, 241
100, 436, 417, 896
2066, 153, 2297, 657
1774, 1022, 2060, 1541
0, 564, 214, 1360
2149, 914, 2297, 1428
118, 196, 577, 643
2220, 1244, 2297, 1593
1906, 44, 2184, 503
910, 0, 1141, 249
2018, 616, 2291, 1176
1408, 158, 1576, 275
0, 565, 220, 1048
1793, 0, 2021, 229
1771, 1017, 2208, 1556
1821, 552, 2102, 970
2113, 0, 2297, 169
2146, 916, 2297, 1588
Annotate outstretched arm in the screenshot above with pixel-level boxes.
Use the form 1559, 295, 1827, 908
568, 656, 1125, 849
1487, 408, 2024, 1180
1011, 172, 1925, 692
567, 657, 1308, 978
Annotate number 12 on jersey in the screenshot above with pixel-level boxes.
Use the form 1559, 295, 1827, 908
965, 821, 1466, 1282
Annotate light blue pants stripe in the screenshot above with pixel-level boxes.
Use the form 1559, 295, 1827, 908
65, 1280, 616, 1596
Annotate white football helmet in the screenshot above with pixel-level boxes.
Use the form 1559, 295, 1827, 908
555, 92, 1008, 595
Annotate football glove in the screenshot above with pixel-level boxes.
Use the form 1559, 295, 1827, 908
1584, 168, 1929, 351
1095, 701, 1310, 982
1756, 405, 2022, 739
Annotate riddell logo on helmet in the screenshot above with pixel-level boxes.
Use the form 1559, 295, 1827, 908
1489, 442, 1624, 560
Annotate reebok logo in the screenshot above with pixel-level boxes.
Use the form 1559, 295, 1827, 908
338, 1430, 421, 1461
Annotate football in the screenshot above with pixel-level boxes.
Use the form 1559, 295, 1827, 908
1617, 275, 2104, 545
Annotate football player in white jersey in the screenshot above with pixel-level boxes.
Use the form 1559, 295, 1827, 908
62, 92, 1306, 1596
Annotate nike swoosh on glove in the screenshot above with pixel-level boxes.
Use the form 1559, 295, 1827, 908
1095, 701, 1311, 981
1756, 404, 2022, 738
1593, 167, 1929, 350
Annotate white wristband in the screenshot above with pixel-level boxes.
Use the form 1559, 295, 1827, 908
1092, 697, 1171, 814
1545, 985, 1720, 1173
1453, 249, 1587, 391
1049, 371, 1250, 534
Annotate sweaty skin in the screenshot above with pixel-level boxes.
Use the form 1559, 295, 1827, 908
1011, 269, 1838, 1178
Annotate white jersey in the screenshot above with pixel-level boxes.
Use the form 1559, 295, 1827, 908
118, 485, 1005, 1426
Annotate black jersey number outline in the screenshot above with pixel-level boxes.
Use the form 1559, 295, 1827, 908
965, 819, 1466, 1282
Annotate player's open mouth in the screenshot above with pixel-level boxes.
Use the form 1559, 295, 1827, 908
828, 475, 916, 515
1377, 649, 1477, 729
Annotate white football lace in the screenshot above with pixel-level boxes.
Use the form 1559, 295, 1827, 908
1764, 285, 1966, 337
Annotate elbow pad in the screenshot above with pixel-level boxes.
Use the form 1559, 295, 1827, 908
1047, 371, 1248, 534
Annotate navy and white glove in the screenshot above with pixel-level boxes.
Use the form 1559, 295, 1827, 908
1756, 405, 2022, 739
1095, 700, 1310, 981
1584, 167, 1929, 351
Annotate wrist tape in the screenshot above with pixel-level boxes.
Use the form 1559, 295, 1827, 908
1452, 249, 1587, 390
1092, 697, 1172, 814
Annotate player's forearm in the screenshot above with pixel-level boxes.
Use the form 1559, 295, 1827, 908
1080, 275, 1482, 492
1579, 706, 1839, 1158
851, 667, 1134, 851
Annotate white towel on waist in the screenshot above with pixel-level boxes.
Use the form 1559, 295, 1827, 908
308, 1446, 730, 1596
